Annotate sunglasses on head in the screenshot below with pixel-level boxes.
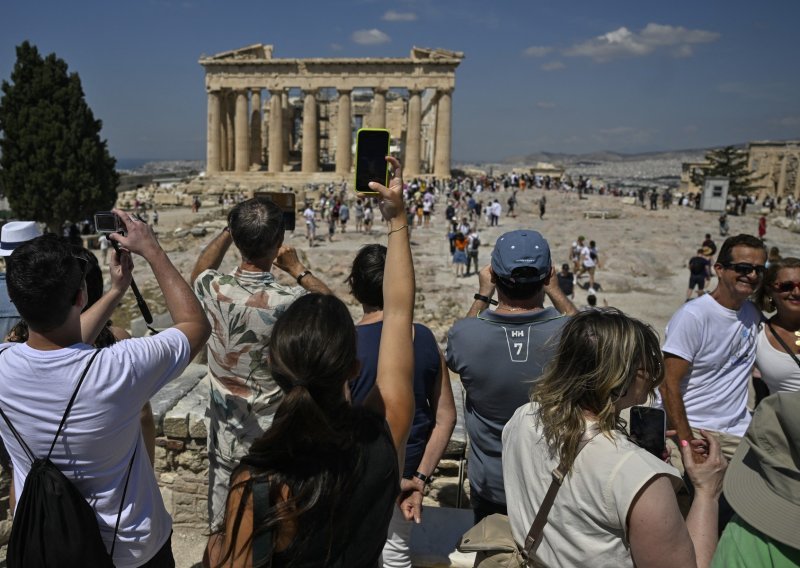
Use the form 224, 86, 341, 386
720, 262, 766, 276
772, 280, 800, 293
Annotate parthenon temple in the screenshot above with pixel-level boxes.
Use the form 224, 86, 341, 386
200, 45, 464, 179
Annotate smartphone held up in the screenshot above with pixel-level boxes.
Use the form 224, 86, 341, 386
354, 128, 390, 194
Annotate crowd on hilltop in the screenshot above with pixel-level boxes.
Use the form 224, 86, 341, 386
0, 157, 797, 568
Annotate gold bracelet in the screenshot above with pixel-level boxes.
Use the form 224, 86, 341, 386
388, 224, 408, 236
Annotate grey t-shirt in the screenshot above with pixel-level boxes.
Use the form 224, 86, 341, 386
446, 307, 567, 504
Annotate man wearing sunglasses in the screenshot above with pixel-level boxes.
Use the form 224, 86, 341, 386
660, 234, 767, 468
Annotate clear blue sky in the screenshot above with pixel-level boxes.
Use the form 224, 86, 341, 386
3, 0, 799, 163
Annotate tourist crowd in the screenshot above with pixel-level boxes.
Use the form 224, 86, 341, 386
0, 158, 797, 568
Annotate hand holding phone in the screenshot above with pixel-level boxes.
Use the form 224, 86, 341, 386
354, 128, 390, 194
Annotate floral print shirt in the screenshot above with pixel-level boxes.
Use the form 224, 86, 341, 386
194, 268, 305, 461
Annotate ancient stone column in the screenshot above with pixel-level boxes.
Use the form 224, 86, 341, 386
794, 153, 800, 198
250, 90, 262, 169
282, 91, 291, 166
219, 93, 228, 171
434, 89, 453, 179
405, 89, 422, 177
206, 90, 221, 174
261, 100, 269, 166
302, 89, 319, 173
372, 88, 387, 129
226, 93, 235, 171
234, 90, 250, 173
336, 89, 352, 174
268, 89, 284, 172
778, 153, 789, 197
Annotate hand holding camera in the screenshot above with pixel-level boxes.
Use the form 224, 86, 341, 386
94, 210, 156, 325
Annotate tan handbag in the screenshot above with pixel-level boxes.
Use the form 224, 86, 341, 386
457, 427, 599, 568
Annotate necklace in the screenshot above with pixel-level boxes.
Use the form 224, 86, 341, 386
496, 303, 537, 313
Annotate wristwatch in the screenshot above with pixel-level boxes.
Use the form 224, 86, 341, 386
296, 270, 312, 284
412, 471, 430, 484
473, 293, 498, 306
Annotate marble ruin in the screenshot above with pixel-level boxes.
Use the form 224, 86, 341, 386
681, 141, 800, 199
747, 140, 800, 200
200, 44, 464, 179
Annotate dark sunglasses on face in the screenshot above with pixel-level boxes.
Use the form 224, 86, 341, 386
720, 262, 766, 276
773, 280, 800, 293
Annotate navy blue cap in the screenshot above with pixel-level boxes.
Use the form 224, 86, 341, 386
491, 230, 551, 283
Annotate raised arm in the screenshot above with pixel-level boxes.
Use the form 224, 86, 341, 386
466, 264, 495, 318
111, 209, 211, 360
190, 227, 233, 284
363, 157, 415, 464
272, 246, 332, 295
80, 247, 132, 344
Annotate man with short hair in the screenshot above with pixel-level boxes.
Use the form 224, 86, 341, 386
446, 230, 577, 523
0, 214, 210, 566
191, 197, 331, 530
660, 234, 766, 463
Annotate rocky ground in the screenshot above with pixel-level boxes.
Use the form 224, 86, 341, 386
116, 186, 797, 341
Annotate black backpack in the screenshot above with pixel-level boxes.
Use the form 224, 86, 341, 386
0, 349, 136, 568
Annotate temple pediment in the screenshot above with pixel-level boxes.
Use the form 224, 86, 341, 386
411, 47, 465, 61
205, 44, 274, 61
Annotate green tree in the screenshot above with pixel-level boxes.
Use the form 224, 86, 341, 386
0, 41, 118, 232
690, 145, 763, 197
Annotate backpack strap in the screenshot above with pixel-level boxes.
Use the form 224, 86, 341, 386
47, 350, 101, 460
109, 444, 137, 558
0, 347, 36, 463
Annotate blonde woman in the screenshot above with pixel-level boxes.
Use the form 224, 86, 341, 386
502, 309, 727, 568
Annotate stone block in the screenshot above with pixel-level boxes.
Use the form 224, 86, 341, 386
150, 364, 206, 435
164, 375, 210, 442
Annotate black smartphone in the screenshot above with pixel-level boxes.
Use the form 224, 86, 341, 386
630, 406, 666, 458
354, 128, 390, 194
94, 212, 122, 234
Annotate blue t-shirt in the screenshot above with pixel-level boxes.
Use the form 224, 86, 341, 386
352, 321, 441, 478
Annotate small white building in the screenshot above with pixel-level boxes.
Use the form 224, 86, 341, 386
700, 177, 729, 212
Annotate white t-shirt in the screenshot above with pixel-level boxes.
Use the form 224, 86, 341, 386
581, 246, 596, 268
755, 326, 800, 394
660, 294, 760, 436
503, 403, 680, 567
0, 328, 190, 567
303, 207, 315, 226
491, 202, 502, 217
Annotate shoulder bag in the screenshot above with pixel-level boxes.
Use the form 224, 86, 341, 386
457, 426, 600, 568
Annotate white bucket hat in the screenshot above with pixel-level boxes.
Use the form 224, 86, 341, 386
0, 221, 43, 257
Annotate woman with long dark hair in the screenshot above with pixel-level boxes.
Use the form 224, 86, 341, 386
205, 157, 414, 567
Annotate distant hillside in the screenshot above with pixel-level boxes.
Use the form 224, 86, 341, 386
504, 148, 717, 165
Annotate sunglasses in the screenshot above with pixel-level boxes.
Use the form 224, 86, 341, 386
720, 262, 766, 276
773, 281, 800, 293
